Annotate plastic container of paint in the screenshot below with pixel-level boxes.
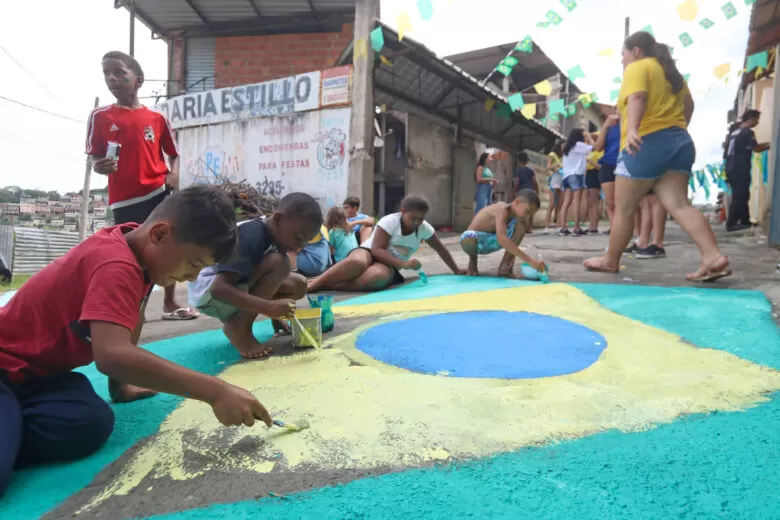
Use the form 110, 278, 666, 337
519, 263, 542, 280
308, 295, 335, 333
292, 308, 322, 348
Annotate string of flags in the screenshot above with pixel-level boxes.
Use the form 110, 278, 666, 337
362, 0, 763, 126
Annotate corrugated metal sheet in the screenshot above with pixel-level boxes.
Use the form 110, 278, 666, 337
186, 37, 216, 92
11, 228, 80, 274
0, 225, 13, 274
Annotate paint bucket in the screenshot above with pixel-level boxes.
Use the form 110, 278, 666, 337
292, 308, 322, 348
307, 295, 335, 333
519, 263, 542, 280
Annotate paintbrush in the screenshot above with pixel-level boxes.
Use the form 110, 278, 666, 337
273, 419, 310, 431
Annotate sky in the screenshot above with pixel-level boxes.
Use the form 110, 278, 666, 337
0, 0, 751, 196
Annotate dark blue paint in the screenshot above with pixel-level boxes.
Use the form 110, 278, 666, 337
356, 311, 607, 378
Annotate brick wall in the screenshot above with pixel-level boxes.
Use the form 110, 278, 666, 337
214, 23, 353, 87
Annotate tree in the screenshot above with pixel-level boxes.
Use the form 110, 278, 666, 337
46, 191, 61, 201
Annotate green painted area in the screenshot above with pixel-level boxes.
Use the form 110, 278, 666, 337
2, 276, 778, 519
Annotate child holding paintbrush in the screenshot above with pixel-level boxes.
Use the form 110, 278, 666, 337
189, 193, 322, 359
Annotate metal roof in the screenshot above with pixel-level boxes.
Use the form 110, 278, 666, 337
340, 22, 562, 153
115, 0, 356, 38
748, 0, 780, 53
445, 43, 581, 96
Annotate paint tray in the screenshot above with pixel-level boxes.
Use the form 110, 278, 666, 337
292, 308, 322, 348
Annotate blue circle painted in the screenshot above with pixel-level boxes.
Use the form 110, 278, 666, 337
356, 311, 607, 379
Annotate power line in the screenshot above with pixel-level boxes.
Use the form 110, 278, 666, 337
0, 45, 60, 102
0, 95, 85, 124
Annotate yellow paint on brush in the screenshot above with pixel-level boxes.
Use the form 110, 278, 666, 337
80, 284, 780, 513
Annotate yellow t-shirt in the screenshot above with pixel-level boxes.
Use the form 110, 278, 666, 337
618, 57, 689, 150
308, 225, 330, 244
547, 152, 562, 169
587, 150, 604, 169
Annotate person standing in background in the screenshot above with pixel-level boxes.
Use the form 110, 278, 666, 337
543, 140, 565, 234
474, 152, 498, 214
724, 109, 770, 232
593, 114, 620, 233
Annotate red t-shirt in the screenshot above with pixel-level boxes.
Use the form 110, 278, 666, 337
0, 224, 152, 384
85, 105, 178, 209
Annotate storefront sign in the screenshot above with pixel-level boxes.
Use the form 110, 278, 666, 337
321, 66, 352, 107
178, 107, 351, 210
157, 71, 321, 129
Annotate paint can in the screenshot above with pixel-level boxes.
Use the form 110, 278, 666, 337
292, 308, 322, 348
307, 295, 335, 333
519, 263, 542, 280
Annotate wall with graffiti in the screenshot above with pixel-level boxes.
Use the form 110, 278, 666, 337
178, 107, 351, 210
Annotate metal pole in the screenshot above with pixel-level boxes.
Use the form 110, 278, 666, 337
129, 2, 136, 57
624, 16, 630, 39
79, 97, 99, 242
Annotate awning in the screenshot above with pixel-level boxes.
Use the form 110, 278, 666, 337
115, 0, 356, 38
339, 22, 562, 153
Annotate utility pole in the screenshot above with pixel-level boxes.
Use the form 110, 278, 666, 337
624, 16, 630, 39
347, 0, 379, 215
79, 97, 99, 242
129, 0, 136, 56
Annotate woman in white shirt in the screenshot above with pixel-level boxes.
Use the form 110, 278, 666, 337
557, 128, 594, 236
307, 195, 465, 292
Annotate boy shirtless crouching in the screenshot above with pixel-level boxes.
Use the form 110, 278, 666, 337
459, 189, 546, 277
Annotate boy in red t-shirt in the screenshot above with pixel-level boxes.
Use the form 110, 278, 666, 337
0, 186, 285, 498
86, 52, 198, 325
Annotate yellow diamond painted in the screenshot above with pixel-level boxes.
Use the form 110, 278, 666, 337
80, 284, 780, 513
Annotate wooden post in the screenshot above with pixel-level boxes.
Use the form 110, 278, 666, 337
624, 16, 630, 38
347, 0, 379, 215
129, 1, 136, 57
79, 97, 99, 242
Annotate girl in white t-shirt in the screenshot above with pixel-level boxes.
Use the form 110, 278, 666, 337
557, 128, 594, 236
307, 195, 465, 292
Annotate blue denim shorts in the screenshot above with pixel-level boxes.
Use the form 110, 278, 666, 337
616, 127, 695, 180
562, 174, 585, 191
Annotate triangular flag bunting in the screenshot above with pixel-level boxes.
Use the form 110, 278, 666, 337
534, 80, 552, 96
744, 0, 756, 4
613, 76, 622, 84
502, 56, 519, 68
515, 36, 533, 53
700, 18, 715, 29
354, 38, 368, 61
598, 48, 615, 57
713, 63, 730, 79
683, 73, 691, 83
679, 32, 693, 47
567, 64, 585, 81
397, 12, 413, 41
536, 21, 551, 28
546, 10, 563, 24
641, 25, 654, 37
521, 103, 537, 119
746, 50, 768, 72
610, 89, 620, 101
496, 64, 513, 76
417, 0, 434, 21
676, 0, 698, 22
370, 27, 384, 52
508, 93, 525, 111
379, 55, 393, 67
496, 103, 512, 120
549, 99, 566, 115
565, 104, 577, 117
559, 0, 577, 13
484, 98, 496, 112
721, 2, 737, 19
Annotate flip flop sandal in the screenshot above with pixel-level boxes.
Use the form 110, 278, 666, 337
161, 308, 199, 321
688, 268, 733, 283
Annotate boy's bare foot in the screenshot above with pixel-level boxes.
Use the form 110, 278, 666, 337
307, 278, 321, 293
108, 378, 158, 403
497, 265, 519, 279
224, 320, 273, 359
583, 256, 619, 273
273, 319, 291, 336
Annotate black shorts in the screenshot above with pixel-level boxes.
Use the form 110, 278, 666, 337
357, 246, 407, 287
112, 190, 170, 225
585, 169, 601, 190
599, 163, 616, 184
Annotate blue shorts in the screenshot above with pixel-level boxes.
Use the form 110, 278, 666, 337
460, 219, 517, 255
616, 127, 695, 180
296, 239, 332, 277
562, 174, 585, 191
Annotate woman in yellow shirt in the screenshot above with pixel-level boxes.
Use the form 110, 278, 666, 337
584, 31, 730, 282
